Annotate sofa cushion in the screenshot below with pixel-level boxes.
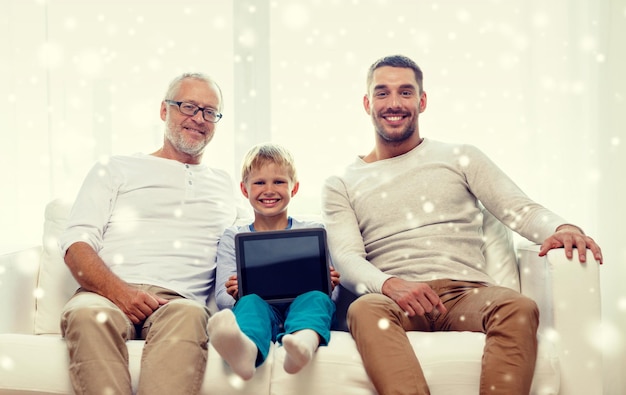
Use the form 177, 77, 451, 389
270, 331, 558, 395
0, 331, 558, 395
0, 246, 41, 334
0, 333, 272, 395
479, 207, 520, 291
34, 199, 78, 334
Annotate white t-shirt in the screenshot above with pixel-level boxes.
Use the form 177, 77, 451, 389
59, 153, 242, 304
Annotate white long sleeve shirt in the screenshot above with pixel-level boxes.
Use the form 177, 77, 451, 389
59, 153, 241, 304
322, 138, 567, 295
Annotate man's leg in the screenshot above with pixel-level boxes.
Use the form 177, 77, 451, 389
434, 281, 540, 395
61, 290, 135, 395
137, 287, 210, 395
347, 293, 431, 395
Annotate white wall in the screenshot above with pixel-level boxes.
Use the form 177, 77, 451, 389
1, 0, 624, 392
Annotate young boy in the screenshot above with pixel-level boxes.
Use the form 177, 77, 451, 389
209, 142, 340, 380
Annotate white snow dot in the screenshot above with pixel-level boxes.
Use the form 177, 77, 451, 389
228, 373, 245, 389
611, 137, 621, 147
543, 327, 560, 343
33, 288, 45, 299
96, 312, 108, 324
281, 4, 309, 30
580, 36, 596, 52
1, 356, 14, 371
587, 321, 623, 357
238, 29, 256, 47
378, 318, 390, 330
38, 42, 64, 69
456, 9, 471, 23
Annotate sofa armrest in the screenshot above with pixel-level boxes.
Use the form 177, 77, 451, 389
0, 245, 42, 334
517, 244, 602, 395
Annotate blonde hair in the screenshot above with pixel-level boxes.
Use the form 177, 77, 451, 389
241, 143, 298, 184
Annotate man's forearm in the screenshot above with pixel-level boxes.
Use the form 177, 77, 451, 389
64, 241, 129, 300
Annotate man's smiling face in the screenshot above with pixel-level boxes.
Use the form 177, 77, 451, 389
364, 66, 426, 145
161, 78, 221, 158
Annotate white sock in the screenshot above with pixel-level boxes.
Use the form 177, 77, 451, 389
208, 309, 257, 380
282, 329, 320, 374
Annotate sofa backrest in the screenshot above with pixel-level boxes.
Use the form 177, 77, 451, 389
35, 199, 77, 334
33, 199, 519, 335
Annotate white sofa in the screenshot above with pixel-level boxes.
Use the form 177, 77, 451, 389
0, 199, 603, 395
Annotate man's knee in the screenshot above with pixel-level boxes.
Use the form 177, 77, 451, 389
493, 294, 539, 330
61, 304, 130, 340
513, 296, 539, 327
158, 299, 209, 324
347, 293, 397, 325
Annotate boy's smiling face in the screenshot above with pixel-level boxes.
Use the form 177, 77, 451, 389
241, 162, 299, 221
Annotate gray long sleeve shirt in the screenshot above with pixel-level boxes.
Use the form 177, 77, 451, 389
322, 138, 567, 295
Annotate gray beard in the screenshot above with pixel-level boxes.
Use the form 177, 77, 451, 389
165, 129, 207, 157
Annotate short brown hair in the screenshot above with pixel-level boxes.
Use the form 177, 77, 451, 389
366, 55, 424, 94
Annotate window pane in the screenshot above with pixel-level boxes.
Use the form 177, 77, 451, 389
1, 0, 234, 245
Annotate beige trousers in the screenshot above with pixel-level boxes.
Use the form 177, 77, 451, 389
347, 280, 539, 395
60, 285, 210, 395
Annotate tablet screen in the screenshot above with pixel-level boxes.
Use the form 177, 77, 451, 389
235, 228, 331, 304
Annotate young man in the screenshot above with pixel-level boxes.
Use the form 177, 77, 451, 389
321, 55, 603, 395
209, 143, 340, 380
59, 73, 240, 395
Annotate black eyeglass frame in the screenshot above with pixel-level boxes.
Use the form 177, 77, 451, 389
164, 100, 223, 123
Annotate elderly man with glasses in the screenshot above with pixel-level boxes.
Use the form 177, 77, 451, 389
59, 73, 241, 395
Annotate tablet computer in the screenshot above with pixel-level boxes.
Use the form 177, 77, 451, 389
235, 228, 332, 304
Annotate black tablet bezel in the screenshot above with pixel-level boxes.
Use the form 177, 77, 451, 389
235, 228, 332, 304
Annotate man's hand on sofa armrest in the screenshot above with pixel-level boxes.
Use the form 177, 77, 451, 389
538, 224, 603, 264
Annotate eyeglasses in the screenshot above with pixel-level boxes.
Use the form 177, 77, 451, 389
164, 100, 223, 123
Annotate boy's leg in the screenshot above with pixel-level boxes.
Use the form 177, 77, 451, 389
281, 290, 336, 373
208, 294, 278, 379
137, 286, 210, 395
61, 290, 135, 395
347, 293, 431, 395
281, 290, 335, 344
208, 309, 258, 380
434, 281, 539, 395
